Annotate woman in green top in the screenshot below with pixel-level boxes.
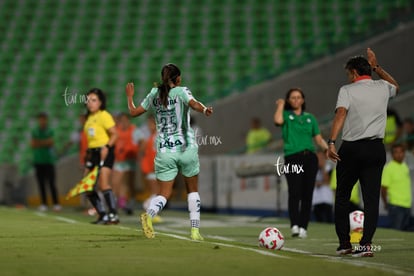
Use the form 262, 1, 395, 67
274, 88, 328, 238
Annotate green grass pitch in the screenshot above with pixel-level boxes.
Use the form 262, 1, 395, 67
1, 206, 413, 276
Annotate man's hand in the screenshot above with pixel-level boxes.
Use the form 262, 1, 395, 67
326, 144, 341, 162
367, 48, 378, 67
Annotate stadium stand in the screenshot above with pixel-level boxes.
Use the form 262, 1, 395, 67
0, 0, 413, 173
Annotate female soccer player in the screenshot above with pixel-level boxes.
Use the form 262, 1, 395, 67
125, 63, 213, 240
274, 88, 329, 238
84, 88, 119, 224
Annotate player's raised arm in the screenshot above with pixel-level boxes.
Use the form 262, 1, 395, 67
126, 82, 146, 117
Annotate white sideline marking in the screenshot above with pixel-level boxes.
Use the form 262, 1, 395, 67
158, 232, 191, 241
211, 242, 289, 259
35, 212, 46, 217
35, 212, 77, 224
37, 212, 411, 275
157, 226, 237, 241
117, 226, 131, 230
55, 216, 78, 224
205, 235, 235, 242
157, 232, 289, 259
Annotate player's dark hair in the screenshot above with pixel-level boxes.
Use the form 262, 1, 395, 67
86, 88, 107, 117
345, 55, 372, 76
158, 63, 181, 108
284, 87, 306, 111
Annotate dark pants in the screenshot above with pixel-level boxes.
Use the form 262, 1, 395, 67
313, 203, 333, 223
388, 204, 411, 231
335, 139, 386, 245
34, 164, 59, 205
284, 151, 318, 230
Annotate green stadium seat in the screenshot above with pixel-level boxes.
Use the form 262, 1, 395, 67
0, 0, 410, 173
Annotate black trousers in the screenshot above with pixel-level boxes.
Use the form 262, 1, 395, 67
335, 139, 386, 245
34, 164, 59, 205
284, 151, 318, 230
313, 203, 333, 223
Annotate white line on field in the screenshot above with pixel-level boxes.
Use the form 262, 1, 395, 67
156, 232, 289, 259
55, 216, 78, 224
156, 226, 237, 241
35, 212, 77, 224
38, 212, 411, 275
210, 241, 289, 259
157, 224, 410, 275
35, 212, 46, 217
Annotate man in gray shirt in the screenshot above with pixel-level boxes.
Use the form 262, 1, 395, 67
327, 48, 399, 257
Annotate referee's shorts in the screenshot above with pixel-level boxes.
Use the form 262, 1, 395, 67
85, 146, 115, 169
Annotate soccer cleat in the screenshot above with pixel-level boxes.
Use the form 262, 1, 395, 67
91, 214, 109, 225
291, 225, 299, 237
298, 227, 307, 239
107, 213, 120, 225
336, 241, 353, 255
352, 244, 374, 257
140, 213, 155, 238
190, 228, 204, 241
152, 215, 163, 224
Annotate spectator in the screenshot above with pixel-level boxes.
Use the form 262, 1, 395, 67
246, 117, 272, 154
384, 108, 403, 148
381, 144, 412, 231
112, 112, 138, 215
402, 117, 414, 152
30, 112, 61, 212
312, 151, 334, 223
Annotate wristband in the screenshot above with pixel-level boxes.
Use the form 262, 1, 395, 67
203, 107, 207, 115
327, 139, 336, 145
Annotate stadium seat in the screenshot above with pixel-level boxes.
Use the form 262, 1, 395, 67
1, 0, 412, 173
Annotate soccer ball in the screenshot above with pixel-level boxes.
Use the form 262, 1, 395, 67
258, 227, 284, 250
349, 210, 364, 232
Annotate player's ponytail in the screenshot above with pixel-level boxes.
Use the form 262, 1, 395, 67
158, 63, 181, 108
